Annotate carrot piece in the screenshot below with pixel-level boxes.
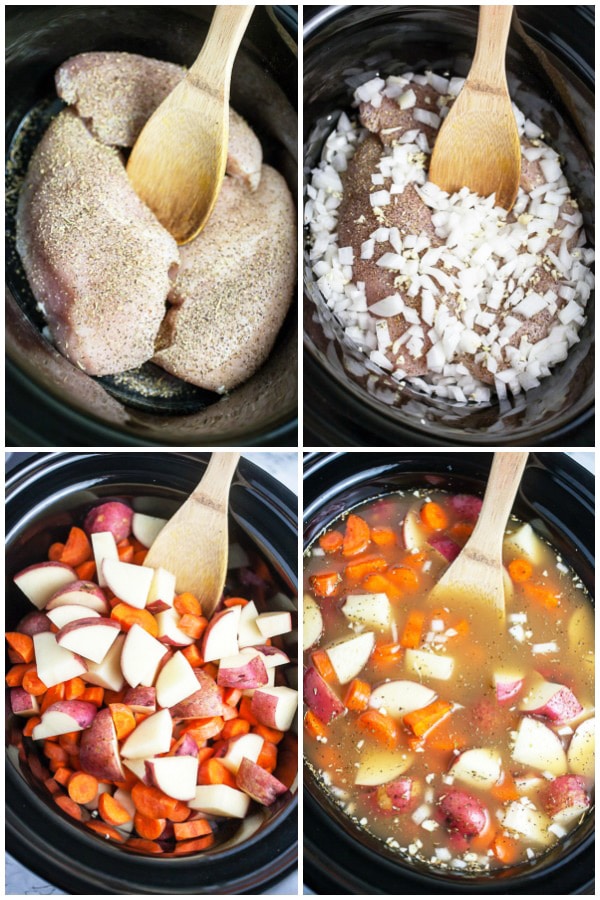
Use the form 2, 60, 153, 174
126, 837, 163, 854
508, 558, 533, 583
41, 682, 65, 713
356, 710, 399, 749
131, 783, 181, 819
403, 699, 453, 738
178, 614, 208, 640
109, 703, 137, 740
371, 527, 397, 547
182, 643, 204, 668
86, 820, 126, 842
342, 514, 371, 557
99, 792, 133, 826
48, 542, 65, 561
453, 618, 470, 637
469, 815, 497, 853
361, 573, 402, 602
60, 526, 92, 567
239, 696, 259, 725
173, 592, 202, 617
222, 596, 249, 608
491, 773, 520, 803
54, 793, 84, 821
343, 678, 372, 712
111, 602, 159, 637
420, 501, 448, 531
173, 834, 215, 853
23, 715, 42, 737
273, 731, 298, 789
222, 687, 243, 708
80, 686, 104, 707
174, 817, 212, 841
450, 522, 474, 542
6, 663, 30, 687
44, 776, 61, 795
58, 731, 81, 754
400, 609, 425, 649
311, 649, 336, 682
167, 801, 192, 823
371, 642, 402, 666
198, 758, 237, 788
75, 559, 97, 581
5, 632, 34, 664
132, 549, 148, 565
221, 718, 250, 740
117, 543, 135, 563
133, 811, 166, 839
524, 582, 560, 609
304, 709, 328, 739
318, 530, 344, 553
402, 550, 427, 571
491, 832, 521, 864
181, 716, 223, 742
344, 555, 388, 582
22, 667, 48, 696
64, 676, 86, 700
202, 662, 219, 680
67, 771, 98, 804
252, 724, 285, 745
256, 740, 278, 773
53, 766, 73, 787
309, 572, 341, 598
43, 742, 67, 765
388, 566, 420, 592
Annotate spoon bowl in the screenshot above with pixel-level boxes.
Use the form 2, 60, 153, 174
127, 5, 254, 244
429, 5, 521, 210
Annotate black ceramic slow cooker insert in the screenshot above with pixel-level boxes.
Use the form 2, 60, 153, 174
304, 6, 595, 446
303, 451, 594, 894
6, 6, 298, 447
6, 452, 298, 894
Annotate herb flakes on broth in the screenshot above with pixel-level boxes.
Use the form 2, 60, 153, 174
303, 490, 594, 873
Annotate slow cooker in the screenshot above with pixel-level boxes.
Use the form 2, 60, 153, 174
303, 451, 594, 893
6, 452, 298, 894
6, 6, 298, 447
303, 6, 595, 446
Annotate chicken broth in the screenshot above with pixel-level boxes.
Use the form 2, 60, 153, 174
303, 490, 594, 873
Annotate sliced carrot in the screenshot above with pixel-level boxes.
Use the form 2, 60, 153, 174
362, 573, 402, 602
67, 771, 98, 804
450, 522, 474, 542
371, 642, 402, 666
126, 837, 163, 854
173, 817, 212, 841
134, 811, 166, 840
181, 716, 223, 742
53, 766, 73, 787
402, 550, 427, 571
64, 676, 86, 700
256, 740, 278, 773
356, 710, 398, 750
48, 542, 66, 561
75, 559, 97, 581
524, 582, 560, 609
221, 717, 250, 740
117, 542, 135, 563
388, 566, 420, 592
5, 632, 34, 664
273, 731, 297, 789
131, 783, 182, 820
43, 742, 68, 764
60, 526, 92, 567
202, 662, 219, 680
342, 514, 371, 557
111, 602, 159, 636
403, 699, 453, 738
491, 773, 520, 803
167, 801, 192, 823
58, 731, 81, 755
178, 613, 208, 640
132, 549, 148, 566
80, 686, 104, 707
54, 793, 84, 821
304, 709, 328, 739
173, 834, 215, 853
222, 596, 249, 608
198, 758, 237, 788
491, 832, 521, 864
44, 776, 61, 795
311, 648, 336, 682
6, 663, 30, 687
420, 501, 448, 531
99, 791, 133, 826
252, 724, 285, 745
344, 555, 388, 582
508, 558, 533, 583
86, 820, 126, 842
22, 666, 48, 696
173, 592, 202, 617
343, 678, 371, 712
371, 527, 397, 547
222, 687, 243, 707
23, 715, 42, 737
109, 703, 137, 740
309, 572, 341, 598
239, 695, 259, 725
319, 530, 344, 553
41, 682, 65, 713
182, 643, 203, 668
453, 618, 470, 637
400, 609, 425, 649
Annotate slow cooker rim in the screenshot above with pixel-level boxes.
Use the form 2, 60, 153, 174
302, 451, 594, 893
5, 451, 298, 893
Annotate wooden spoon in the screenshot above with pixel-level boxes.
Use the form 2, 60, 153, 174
143, 452, 240, 616
427, 452, 529, 621
428, 5, 521, 211
127, 5, 254, 245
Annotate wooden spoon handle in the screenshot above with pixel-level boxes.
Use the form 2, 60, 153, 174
470, 5, 514, 89
468, 451, 528, 553
188, 5, 254, 90
191, 452, 241, 506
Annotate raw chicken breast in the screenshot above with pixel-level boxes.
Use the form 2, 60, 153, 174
56, 51, 262, 189
16, 109, 179, 375
153, 165, 296, 391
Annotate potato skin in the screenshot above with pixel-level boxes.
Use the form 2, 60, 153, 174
541, 774, 590, 817
84, 501, 133, 542
79, 707, 125, 781
438, 789, 487, 836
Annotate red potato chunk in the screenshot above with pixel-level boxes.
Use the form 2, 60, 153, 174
16, 611, 53, 636
374, 777, 420, 814
236, 757, 288, 806
541, 775, 591, 820
438, 789, 488, 837
448, 495, 483, 521
303, 666, 345, 725
428, 536, 461, 562
84, 501, 133, 542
